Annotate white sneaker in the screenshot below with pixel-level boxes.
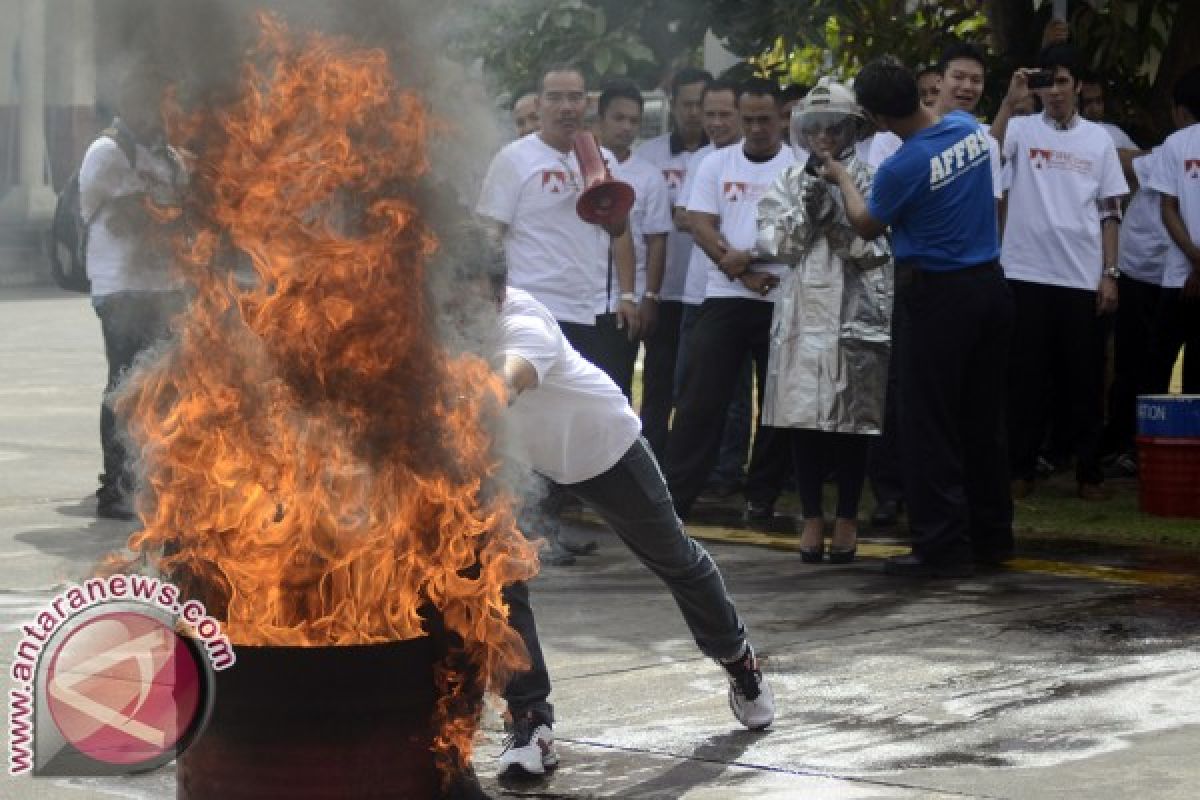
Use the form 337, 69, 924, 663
721, 646, 775, 730
497, 713, 559, 777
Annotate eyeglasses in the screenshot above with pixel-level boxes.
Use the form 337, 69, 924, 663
542, 91, 586, 106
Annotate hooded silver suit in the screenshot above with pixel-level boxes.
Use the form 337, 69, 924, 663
755, 157, 893, 433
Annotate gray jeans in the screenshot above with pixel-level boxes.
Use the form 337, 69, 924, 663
503, 437, 748, 723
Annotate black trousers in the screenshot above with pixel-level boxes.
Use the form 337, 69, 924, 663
792, 430, 870, 520
1007, 279, 1108, 485
665, 298, 791, 518
1103, 274, 1162, 455
562, 316, 638, 400
1148, 287, 1200, 394
904, 264, 1014, 565
640, 300, 684, 459
867, 263, 912, 508
94, 290, 185, 496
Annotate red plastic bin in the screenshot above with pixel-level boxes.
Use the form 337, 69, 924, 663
1136, 436, 1200, 518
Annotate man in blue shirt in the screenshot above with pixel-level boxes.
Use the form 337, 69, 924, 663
821, 57, 1015, 578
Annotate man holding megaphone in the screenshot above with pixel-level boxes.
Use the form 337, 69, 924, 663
478, 64, 638, 564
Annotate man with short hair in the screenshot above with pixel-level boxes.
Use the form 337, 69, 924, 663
665, 78, 797, 520
822, 56, 1014, 578
510, 90, 540, 138
477, 64, 638, 563
998, 45, 1129, 501
592, 80, 673, 398
81, 66, 188, 520
1079, 74, 1138, 150
865, 41, 1005, 529
1146, 65, 1200, 394
632, 67, 712, 456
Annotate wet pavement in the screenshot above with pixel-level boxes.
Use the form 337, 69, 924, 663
2, 288, 1199, 799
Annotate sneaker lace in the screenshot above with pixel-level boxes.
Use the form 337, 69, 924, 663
499, 715, 535, 754
725, 654, 762, 702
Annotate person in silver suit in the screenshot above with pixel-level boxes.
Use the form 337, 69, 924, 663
755, 78, 894, 564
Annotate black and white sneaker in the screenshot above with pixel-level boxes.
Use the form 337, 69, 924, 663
721, 645, 775, 730
497, 712, 558, 777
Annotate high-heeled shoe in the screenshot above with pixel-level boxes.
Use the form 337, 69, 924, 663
828, 523, 857, 564
798, 523, 825, 563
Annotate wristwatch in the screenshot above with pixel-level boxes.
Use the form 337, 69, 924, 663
619, 291, 637, 303
1103, 265, 1120, 280
642, 291, 659, 302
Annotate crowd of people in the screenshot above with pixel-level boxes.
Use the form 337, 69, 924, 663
487, 40, 1199, 562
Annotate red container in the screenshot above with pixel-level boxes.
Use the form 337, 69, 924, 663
1136, 436, 1200, 518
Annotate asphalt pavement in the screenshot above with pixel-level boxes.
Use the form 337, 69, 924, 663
1, 287, 1198, 799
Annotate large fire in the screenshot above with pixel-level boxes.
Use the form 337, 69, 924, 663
112, 13, 536, 770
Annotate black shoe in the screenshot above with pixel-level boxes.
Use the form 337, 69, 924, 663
870, 499, 900, 529
883, 553, 974, 578
798, 541, 824, 564
559, 537, 598, 556
542, 540, 577, 566
828, 545, 857, 565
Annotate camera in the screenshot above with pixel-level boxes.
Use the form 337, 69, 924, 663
804, 152, 825, 177
1027, 69, 1055, 90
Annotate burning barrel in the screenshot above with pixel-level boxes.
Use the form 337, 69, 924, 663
177, 638, 445, 799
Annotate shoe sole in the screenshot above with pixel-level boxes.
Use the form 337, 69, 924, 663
729, 693, 773, 731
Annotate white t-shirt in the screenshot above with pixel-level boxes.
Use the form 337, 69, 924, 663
634, 134, 707, 302
501, 288, 642, 484
595, 154, 672, 313
869, 126, 1004, 198
687, 143, 796, 302
1147, 123, 1200, 289
1000, 114, 1129, 290
1118, 148, 1168, 285
79, 135, 184, 297
677, 143, 718, 305
1100, 122, 1137, 151
476, 134, 614, 325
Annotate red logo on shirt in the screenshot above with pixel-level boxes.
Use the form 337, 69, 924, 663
1186, 159, 1200, 179
541, 169, 569, 194
662, 168, 684, 190
1029, 148, 1054, 169
723, 181, 747, 201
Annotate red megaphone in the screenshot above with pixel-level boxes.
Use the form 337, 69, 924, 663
573, 131, 635, 226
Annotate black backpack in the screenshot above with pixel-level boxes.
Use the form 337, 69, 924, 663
49, 126, 137, 293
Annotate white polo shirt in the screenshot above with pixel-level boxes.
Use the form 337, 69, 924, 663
596, 154, 672, 313
677, 143, 717, 305
501, 288, 641, 484
1001, 113, 1129, 290
634, 134, 708, 303
1146, 122, 1200, 289
477, 134, 615, 325
686, 143, 795, 302
79, 135, 185, 297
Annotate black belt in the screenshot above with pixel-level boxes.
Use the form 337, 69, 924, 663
905, 259, 1001, 283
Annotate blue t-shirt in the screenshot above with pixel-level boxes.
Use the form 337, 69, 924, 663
868, 111, 1000, 271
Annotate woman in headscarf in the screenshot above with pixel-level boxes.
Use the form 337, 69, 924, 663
755, 77, 894, 563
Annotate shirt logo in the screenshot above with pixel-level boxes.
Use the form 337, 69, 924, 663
541, 169, 569, 194
1186, 159, 1200, 179
663, 168, 684, 190
723, 181, 748, 201
1030, 148, 1054, 169
1026, 147, 1095, 175
928, 129, 992, 190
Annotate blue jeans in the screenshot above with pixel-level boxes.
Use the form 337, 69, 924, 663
503, 437, 749, 723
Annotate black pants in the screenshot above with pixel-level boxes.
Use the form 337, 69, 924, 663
1007, 279, 1108, 485
904, 265, 1013, 565
1103, 274, 1162, 454
665, 298, 790, 518
640, 300, 683, 459
792, 430, 870, 520
1148, 287, 1200, 394
503, 439, 748, 724
867, 264, 912, 508
562, 316, 638, 399
94, 290, 185, 496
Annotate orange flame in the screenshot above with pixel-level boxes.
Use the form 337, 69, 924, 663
114, 13, 537, 771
